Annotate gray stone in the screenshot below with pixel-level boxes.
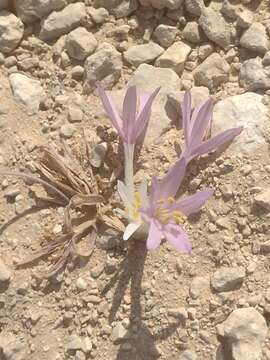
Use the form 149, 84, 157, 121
193, 53, 230, 89
15, 0, 67, 24
96, 228, 119, 250
93, 0, 138, 18
139, 0, 183, 9
240, 22, 268, 54
0, 336, 26, 360
71, 65, 84, 80
90, 143, 107, 168
153, 24, 178, 48
9, 73, 45, 114
39, 3, 86, 41
189, 276, 210, 299
0, 11, 24, 54
198, 44, 214, 60
88, 7, 109, 24
179, 350, 197, 360
183, 21, 203, 44
237, 9, 253, 28
84, 42, 122, 93
60, 123, 75, 138
66, 27, 97, 61
155, 41, 191, 75
254, 190, 270, 212
167, 86, 209, 118
127, 64, 181, 142
124, 42, 164, 67
75, 277, 87, 291
260, 241, 270, 253
111, 323, 128, 343
0, 258, 11, 283
199, 7, 232, 49
219, 308, 267, 360
239, 57, 270, 91
168, 307, 188, 321
211, 266, 245, 292
66, 336, 83, 354
184, 0, 204, 15
68, 106, 83, 123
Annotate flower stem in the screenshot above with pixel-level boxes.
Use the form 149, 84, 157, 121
124, 143, 135, 200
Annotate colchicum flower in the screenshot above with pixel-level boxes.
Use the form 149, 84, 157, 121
97, 84, 243, 252
96, 82, 160, 240
141, 158, 214, 251
180, 91, 243, 162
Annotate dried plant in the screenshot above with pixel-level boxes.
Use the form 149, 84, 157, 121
1, 141, 124, 278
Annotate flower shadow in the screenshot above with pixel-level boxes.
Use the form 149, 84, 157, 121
101, 240, 182, 360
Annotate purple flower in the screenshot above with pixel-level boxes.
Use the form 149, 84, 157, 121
141, 173, 213, 252
181, 91, 243, 161
96, 82, 160, 145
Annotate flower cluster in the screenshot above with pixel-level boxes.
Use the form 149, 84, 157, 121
97, 82, 243, 253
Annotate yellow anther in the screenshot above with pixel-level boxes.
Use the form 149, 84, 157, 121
167, 197, 175, 204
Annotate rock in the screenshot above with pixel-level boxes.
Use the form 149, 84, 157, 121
15, 0, 67, 24
183, 21, 203, 44
237, 9, 253, 28
39, 3, 86, 41
153, 24, 178, 48
2, 339, 26, 360
68, 106, 83, 123
83, 42, 122, 93
179, 350, 197, 360
124, 42, 164, 67
76, 277, 87, 291
96, 228, 119, 249
254, 190, 270, 212
184, 0, 204, 15
198, 44, 214, 60
126, 64, 181, 142
111, 323, 128, 343
219, 308, 267, 360
66, 336, 83, 354
66, 27, 97, 61
240, 22, 268, 54
90, 143, 107, 168
239, 57, 270, 91
93, 0, 138, 18
155, 41, 191, 75
9, 73, 45, 114
167, 86, 209, 118
139, 0, 183, 9
88, 7, 109, 24
0, 258, 11, 283
189, 276, 210, 299
260, 241, 270, 254
71, 65, 84, 80
60, 123, 75, 138
168, 307, 188, 321
211, 266, 245, 292
0, 11, 24, 54
90, 264, 104, 278
193, 53, 230, 89
199, 8, 232, 49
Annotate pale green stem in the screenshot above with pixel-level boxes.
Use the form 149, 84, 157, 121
124, 143, 135, 201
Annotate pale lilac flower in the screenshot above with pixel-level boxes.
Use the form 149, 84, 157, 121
96, 81, 160, 200
181, 91, 243, 161
96, 82, 160, 240
141, 169, 214, 251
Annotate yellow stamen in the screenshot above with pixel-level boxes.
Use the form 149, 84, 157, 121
154, 197, 186, 225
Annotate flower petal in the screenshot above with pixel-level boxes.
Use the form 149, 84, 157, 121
159, 156, 187, 199
117, 180, 132, 208
138, 178, 148, 203
189, 99, 214, 149
169, 189, 214, 216
146, 219, 163, 251
122, 86, 137, 142
123, 222, 141, 240
181, 91, 192, 145
130, 87, 160, 141
190, 127, 243, 159
96, 82, 123, 139
163, 223, 191, 253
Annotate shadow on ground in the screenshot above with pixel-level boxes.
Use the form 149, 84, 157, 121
102, 240, 182, 360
